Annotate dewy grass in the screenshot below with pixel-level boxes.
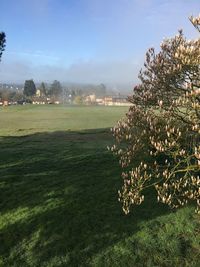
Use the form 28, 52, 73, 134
0, 105, 199, 266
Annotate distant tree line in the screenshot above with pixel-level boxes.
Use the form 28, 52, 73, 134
0, 78, 108, 104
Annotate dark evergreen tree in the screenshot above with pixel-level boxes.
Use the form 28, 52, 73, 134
23, 80, 36, 97
0, 32, 6, 61
49, 80, 62, 97
39, 82, 47, 96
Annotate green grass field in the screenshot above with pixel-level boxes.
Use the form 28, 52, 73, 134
0, 105, 128, 136
0, 105, 200, 267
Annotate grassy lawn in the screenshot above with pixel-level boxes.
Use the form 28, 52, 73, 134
0, 105, 128, 136
0, 105, 199, 266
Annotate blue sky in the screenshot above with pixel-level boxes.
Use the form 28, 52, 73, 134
0, 0, 199, 84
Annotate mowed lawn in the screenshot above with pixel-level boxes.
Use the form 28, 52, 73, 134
0, 105, 128, 136
0, 105, 199, 267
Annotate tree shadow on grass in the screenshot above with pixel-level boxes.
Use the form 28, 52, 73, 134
0, 130, 170, 266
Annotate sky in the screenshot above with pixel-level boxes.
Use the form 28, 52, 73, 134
0, 0, 199, 84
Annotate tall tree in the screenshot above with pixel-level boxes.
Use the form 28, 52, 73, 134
49, 80, 62, 97
39, 82, 47, 96
0, 32, 6, 61
23, 80, 36, 97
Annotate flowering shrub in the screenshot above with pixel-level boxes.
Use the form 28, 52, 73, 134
110, 15, 200, 214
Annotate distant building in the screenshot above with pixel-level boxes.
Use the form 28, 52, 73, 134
85, 94, 96, 105
84, 94, 131, 106
104, 97, 113, 106
3, 100, 8, 106
96, 98, 105, 105
32, 101, 46, 105
104, 96, 130, 106
36, 89, 41, 97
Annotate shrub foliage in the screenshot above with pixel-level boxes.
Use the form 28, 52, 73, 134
110, 15, 200, 214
